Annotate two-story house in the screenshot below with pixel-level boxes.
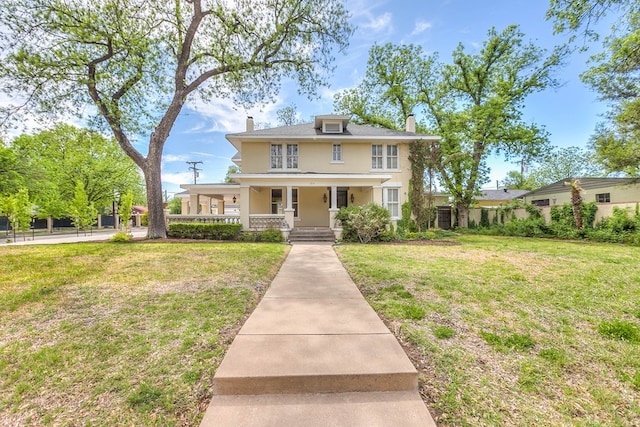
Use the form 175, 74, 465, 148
177, 114, 440, 239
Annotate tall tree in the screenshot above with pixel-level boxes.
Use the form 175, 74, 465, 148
10, 124, 144, 213
276, 104, 304, 126
0, 142, 26, 195
68, 181, 98, 233
548, 1, 640, 175
526, 146, 604, 188
335, 27, 565, 226
0, 0, 353, 238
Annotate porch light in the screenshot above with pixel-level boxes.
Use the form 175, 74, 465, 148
350, 193, 355, 203
323, 193, 328, 203
233, 195, 237, 204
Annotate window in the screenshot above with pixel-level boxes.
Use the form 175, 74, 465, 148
532, 199, 550, 207
596, 193, 610, 203
271, 189, 282, 214
292, 188, 299, 218
387, 145, 398, 169
270, 144, 282, 169
371, 144, 399, 170
332, 144, 342, 162
372, 145, 383, 169
271, 143, 298, 169
386, 188, 399, 218
287, 144, 298, 169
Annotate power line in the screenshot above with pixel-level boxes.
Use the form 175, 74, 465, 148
186, 161, 203, 184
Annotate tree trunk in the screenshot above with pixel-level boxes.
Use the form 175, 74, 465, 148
456, 202, 469, 228
143, 158, 167, 239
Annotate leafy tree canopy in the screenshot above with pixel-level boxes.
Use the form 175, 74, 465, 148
10, 124, 145, 215
335, 26, 567, 226
0, 0, 353, 237
548, 0, 640, 175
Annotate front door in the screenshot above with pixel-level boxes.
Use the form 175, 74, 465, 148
329, 187, 349, 209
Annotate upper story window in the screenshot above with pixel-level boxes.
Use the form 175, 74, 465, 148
371, 145, 383, 169
332, 144, 342, 162
372, 144, 399, 170
596, 193, 610, 203
387, 145, 398, 169
271, 143, 298, 170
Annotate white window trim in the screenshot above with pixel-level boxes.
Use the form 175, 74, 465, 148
323, 120, 343, 133
382, 184, 402, 219
371, 143, 401, 172
269, 143, 300, 172
331, 143, 344, 163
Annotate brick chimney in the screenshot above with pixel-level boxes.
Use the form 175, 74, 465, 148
405, 114, 416, 133
246, 116, 254, 132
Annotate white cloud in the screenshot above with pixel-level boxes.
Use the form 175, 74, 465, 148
185, 94, 285, 134
162, 153, 190, 163
362, 12, 393, 33
411, 20, 432, 36
162, 171, 203, 186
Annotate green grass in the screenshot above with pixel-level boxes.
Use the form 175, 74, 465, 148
336, 235, 640, 426
0, 241, 288, 426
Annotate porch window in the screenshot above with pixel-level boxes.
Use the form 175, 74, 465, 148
271, 189, 282, 214
387, 145, 398, 169
287, 144, 298, 169
372, 145, 383, 169
386, 188, 399, 218
332, 144, 342, 162
292, 188, 299, 217
271, 144, 283, 169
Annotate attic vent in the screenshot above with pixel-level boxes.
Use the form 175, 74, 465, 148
323, 121, 342, 133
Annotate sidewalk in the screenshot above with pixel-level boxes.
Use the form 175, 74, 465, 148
200, 243, 436, 426
0, 229, 148, 246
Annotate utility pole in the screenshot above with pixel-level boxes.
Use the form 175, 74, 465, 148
186, 161, 203, 184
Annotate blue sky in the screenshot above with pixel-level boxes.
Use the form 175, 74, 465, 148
159, 0, 612, 197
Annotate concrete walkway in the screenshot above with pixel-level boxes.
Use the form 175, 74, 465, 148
200, 243, 436, 426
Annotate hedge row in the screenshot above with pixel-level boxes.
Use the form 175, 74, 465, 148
167, 223, 242, 240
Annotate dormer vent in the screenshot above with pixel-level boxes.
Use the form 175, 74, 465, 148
323, 121, 342, 133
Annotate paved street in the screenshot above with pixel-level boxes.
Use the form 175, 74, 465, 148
0, 228, 148, 246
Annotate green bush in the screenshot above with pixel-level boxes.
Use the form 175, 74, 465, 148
140, 212, 148, 227
261, 228, 283, 243
480, 208, 490, 228
167, 223, 242, 240
336, 203, 391, 243
110, 231, 133, 242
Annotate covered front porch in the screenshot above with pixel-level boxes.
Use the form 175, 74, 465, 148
178, 174, 394, 236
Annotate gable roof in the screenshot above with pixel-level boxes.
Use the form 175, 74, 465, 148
523, 177, 640, 198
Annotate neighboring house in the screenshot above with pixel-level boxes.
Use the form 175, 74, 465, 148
475, 189, 528, 208
178, 114, 440, 236
522, 178, 640, 207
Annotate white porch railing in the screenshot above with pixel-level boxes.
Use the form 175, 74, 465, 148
166, 214, 241, 224
249, 214, 288, 230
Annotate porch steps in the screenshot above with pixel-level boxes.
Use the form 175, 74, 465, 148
288, 227, 335, 243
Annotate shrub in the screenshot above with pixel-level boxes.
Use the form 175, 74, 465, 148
167, 223, 242, 240
140, 212, 148, 227
336, 203, 390, 243
260, 228, 283, 243
110, 231, 133, 242
480, 208, 490, 228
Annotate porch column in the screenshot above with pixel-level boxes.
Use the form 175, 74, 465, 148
189, 194, 200, 214
284, 186, 294, 230
330, 185, 337, 209
218, 200, 225, 215
181, 198, 189, 214
329, 185, 339, 230
240, 185, 250, 230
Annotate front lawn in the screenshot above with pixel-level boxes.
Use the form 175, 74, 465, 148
336, 235, 640, 426
0, 242, 289, 425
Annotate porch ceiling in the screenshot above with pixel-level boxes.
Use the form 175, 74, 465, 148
231, 173, 392, 187
180, 183, 241, 194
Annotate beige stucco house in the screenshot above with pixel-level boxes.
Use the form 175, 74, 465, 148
177, 114, 440, 238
